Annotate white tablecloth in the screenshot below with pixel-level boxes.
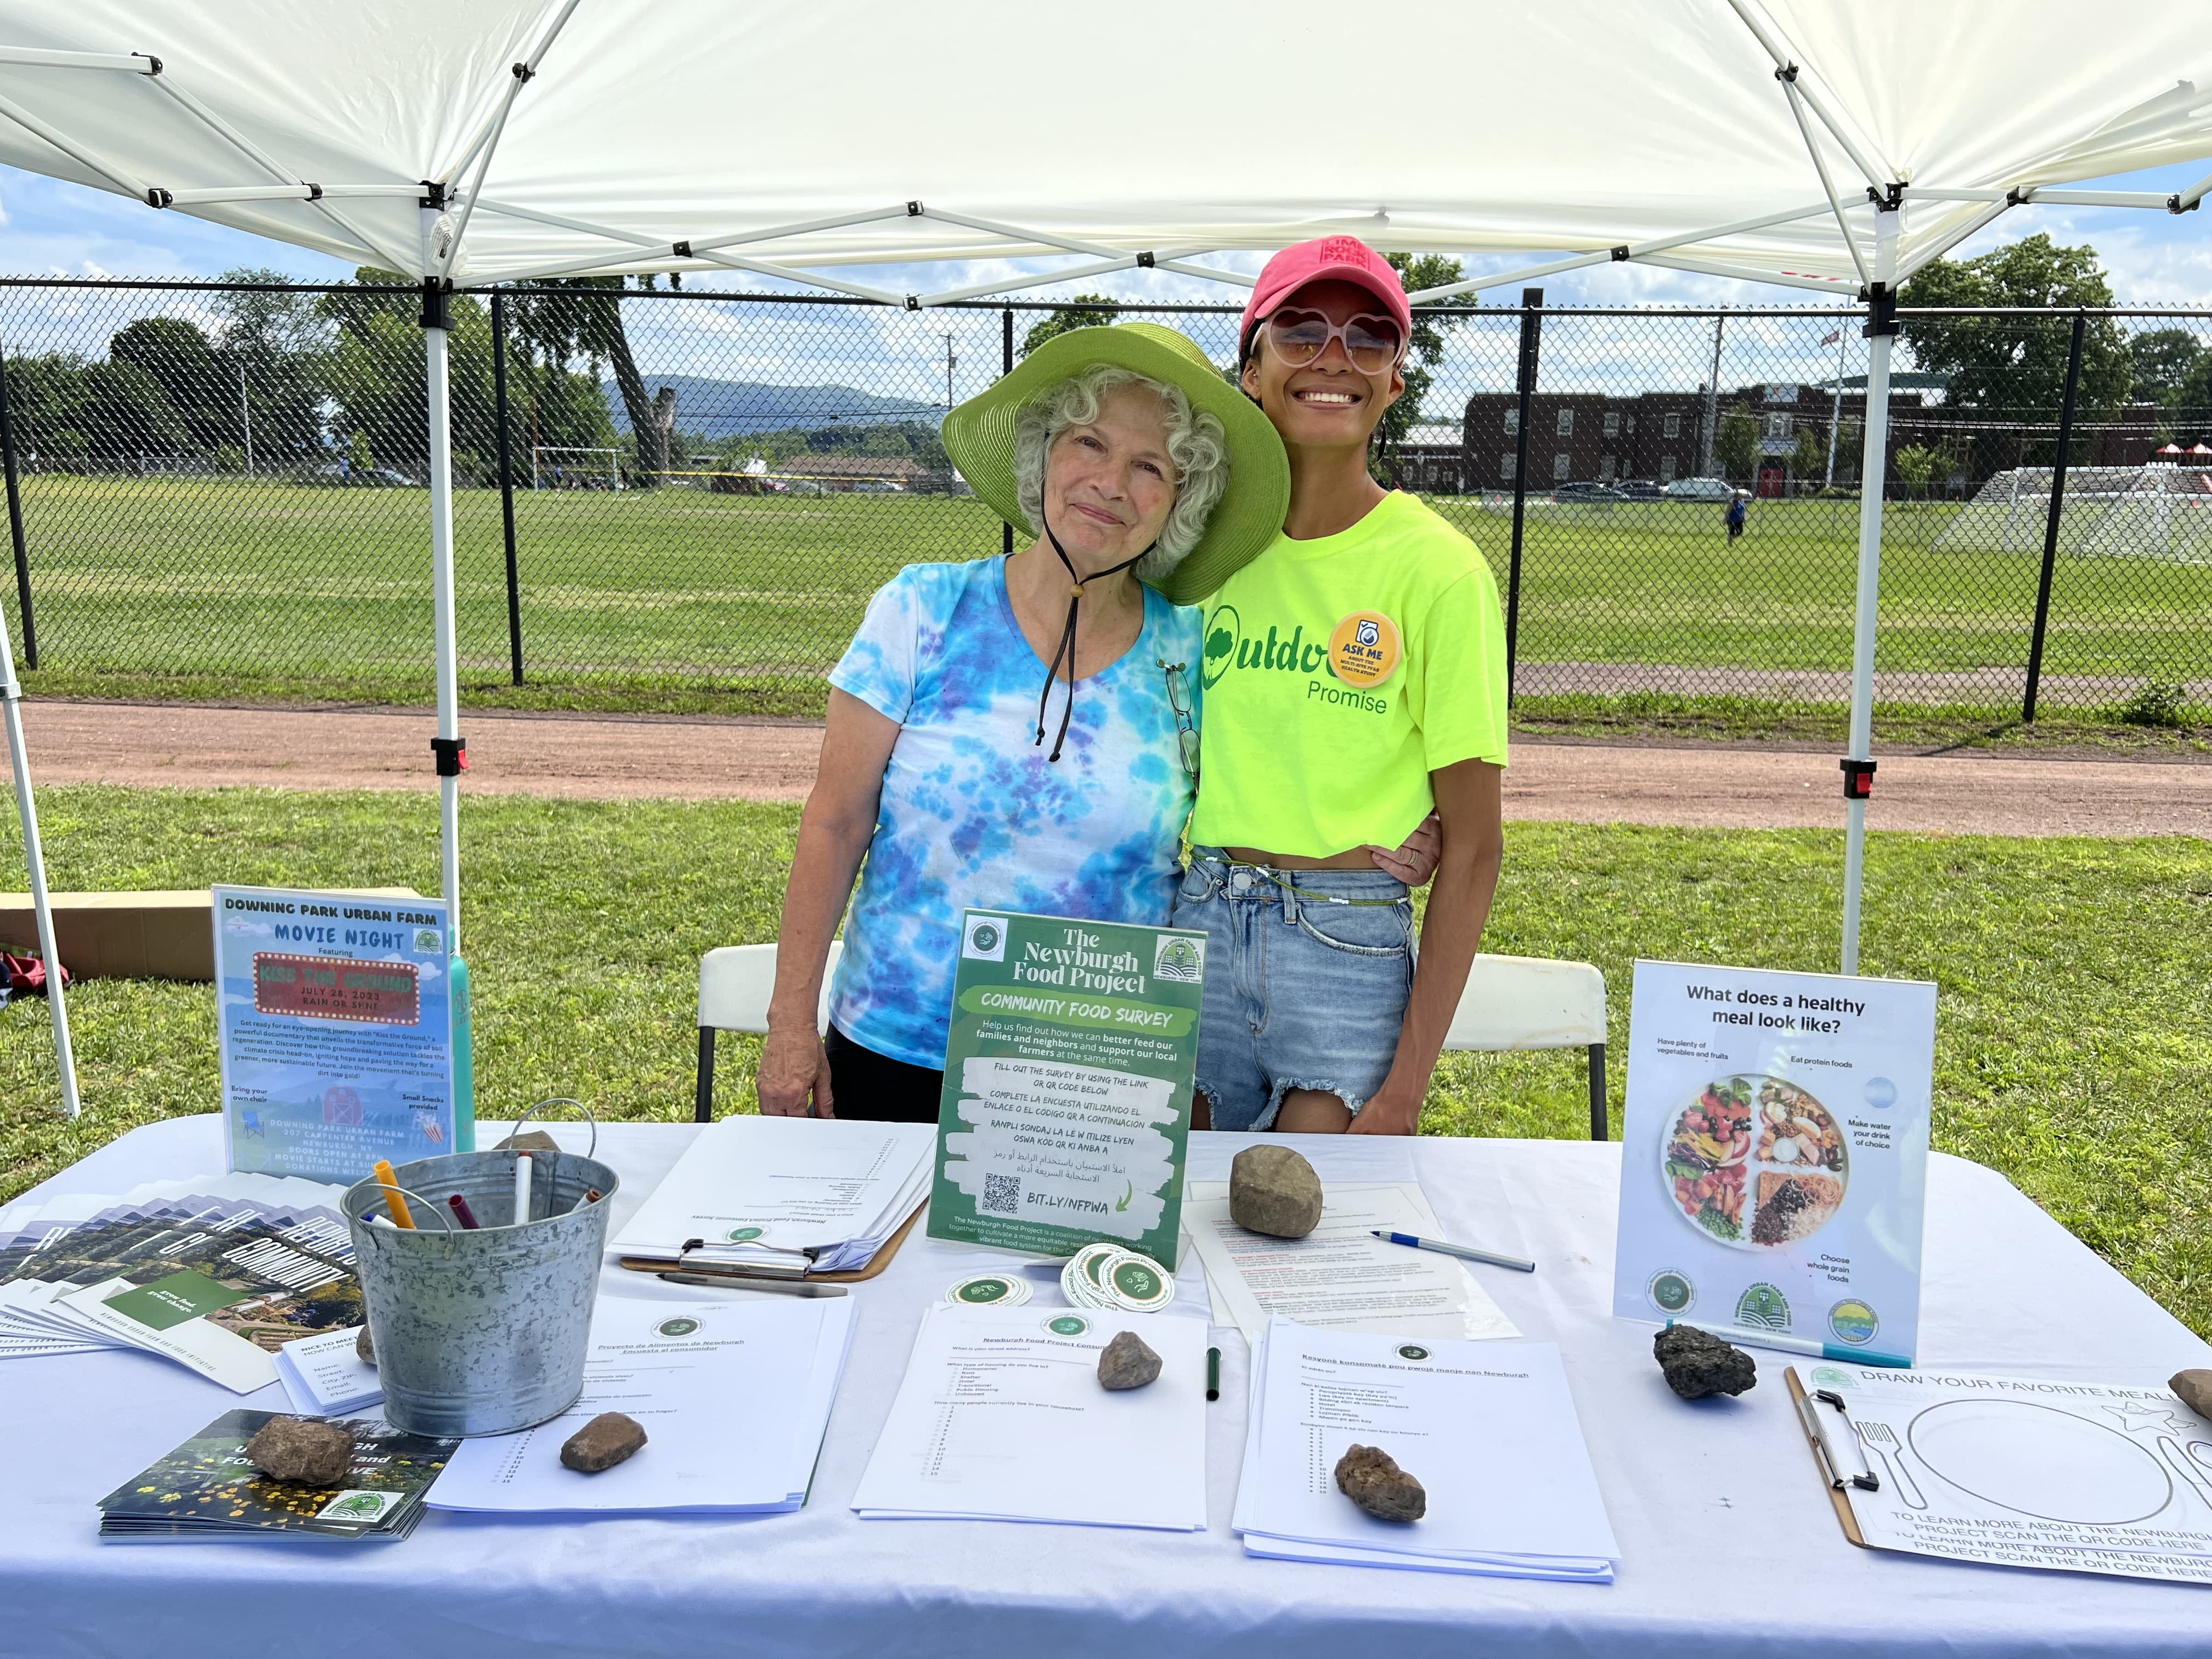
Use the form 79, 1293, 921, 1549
4, 1117, 2207, 1659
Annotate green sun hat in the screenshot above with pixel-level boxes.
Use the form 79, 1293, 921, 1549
943, 321, 1288, 606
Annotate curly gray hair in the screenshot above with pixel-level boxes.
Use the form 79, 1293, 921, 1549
1011, 365, 1228, 583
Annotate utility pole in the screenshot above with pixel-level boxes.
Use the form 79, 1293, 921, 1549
944, 332, 957, 411
1824, 324, 1847, 489
237, 363, 253, 476
1701, 308, 1726, 478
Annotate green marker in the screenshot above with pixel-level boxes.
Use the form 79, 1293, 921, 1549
1206, 1346, 1221, 1401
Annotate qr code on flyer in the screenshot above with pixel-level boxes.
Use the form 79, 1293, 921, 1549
982, 1172, 1021, 1216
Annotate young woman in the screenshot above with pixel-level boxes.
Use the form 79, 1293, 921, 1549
1172, 236, 1509, 1137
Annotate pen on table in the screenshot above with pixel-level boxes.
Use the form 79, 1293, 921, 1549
1206, 1346, 1221, 1402
513, 1148, 534, 1226
372, 1160, 415, 1229
1666, 1319, 1911, 1369
447, 1193, 482, 1231
657, 1271, 847, 1298
1370, 1229, 1535, 1274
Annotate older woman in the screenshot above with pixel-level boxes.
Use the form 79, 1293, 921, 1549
757, 323, 1289, 1121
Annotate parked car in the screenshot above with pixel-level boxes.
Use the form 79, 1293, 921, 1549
1661, 476, 1732, 500
1554, 481, 1625, 501
850, 479, 905, 494
1615, 479, 1665, 499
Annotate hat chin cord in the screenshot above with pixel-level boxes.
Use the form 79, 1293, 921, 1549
1033, 505, 1151, 763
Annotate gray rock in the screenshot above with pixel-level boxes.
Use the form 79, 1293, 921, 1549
1335, 1443, 1426, 1522
1097, 1329, 1163, 1390
1229, 1144, 1323, 1239
1654, 1325, 1758, 1399
245, 1415, 356, 1488
561, 1411, 647, 1473
2172, 1369, 2212, 1419
355, 1323, 375, 1366
498, 1129, 561, 1154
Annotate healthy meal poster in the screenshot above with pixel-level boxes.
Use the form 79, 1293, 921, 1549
929, 910, 1204, 1267
1611, 960, 1936, 1365
214, 885, 462, 1182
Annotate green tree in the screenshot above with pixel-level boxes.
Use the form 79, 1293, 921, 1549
1020, 295, 1119, 358
1713, 402, 1759, 481
2128, 327, 2202, 404
80, 359, 191, 461
501, 276, 658, 478
319, 269, 496, 473
1894, 443, 1940, 500
109, 317, 231, 452
1374, 253, 1464, 485
1, 352, 92, 464
210, 268, 331, 466
2166, 352, 2212, 435
1789, 424, 1827, 482
1898, 236, 2131, 460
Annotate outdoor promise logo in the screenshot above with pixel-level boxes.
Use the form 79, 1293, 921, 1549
962, 915, 1007, 962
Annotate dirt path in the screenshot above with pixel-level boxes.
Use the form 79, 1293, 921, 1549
13, 700, 2210, 838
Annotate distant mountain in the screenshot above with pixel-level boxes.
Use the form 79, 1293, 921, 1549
600, 375, 941, 439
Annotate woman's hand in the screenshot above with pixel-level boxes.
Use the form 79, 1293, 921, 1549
1367, 811, 1442, 885
758, 1023, 834, 1118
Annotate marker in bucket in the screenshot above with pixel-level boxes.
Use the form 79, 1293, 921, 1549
513, 1150, 534, 1226
448, 1193, 482, 1230
373, 1160, 416, 1228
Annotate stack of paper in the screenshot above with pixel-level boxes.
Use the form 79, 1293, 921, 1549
275, 1325, 383, 1415
0, 1174, 363, 1391
1182, 1181, 1519, 1346
1234, 1318, 1620, 1580
98, 1409, 454, 1543
428, 1295, 856, 1515
613, 1116, 933, 1274
853, 1301, 1209, 1531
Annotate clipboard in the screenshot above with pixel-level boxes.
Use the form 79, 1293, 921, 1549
1786, 1368, 1871, 1548
618, 1197, 927, 1285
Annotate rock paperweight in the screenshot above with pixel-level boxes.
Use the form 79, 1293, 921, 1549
498, 1129, 561, 1154
355, 1324, 375, 1365
1097, 1329, 1163, 1391
1654, 1324, 1757, 1400
245, 1415, 356, 1487
560, 1411, 647, 1473
1334, 1443, 1426, 1521
1229, 1144, 1323, 1238
2172, 1369, 2212, 1419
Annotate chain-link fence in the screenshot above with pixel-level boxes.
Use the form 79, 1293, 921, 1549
2, 278, 2206, 727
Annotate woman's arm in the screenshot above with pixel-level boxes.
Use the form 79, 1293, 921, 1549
758, 689, 901, 1117
1350, 758, 1504, 1136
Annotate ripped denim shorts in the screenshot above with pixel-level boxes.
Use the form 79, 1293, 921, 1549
1168, 847, 1414, 1132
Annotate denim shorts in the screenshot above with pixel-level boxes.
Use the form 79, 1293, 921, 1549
1169, 848, 1414, 1132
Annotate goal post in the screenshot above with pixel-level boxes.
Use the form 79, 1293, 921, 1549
530, 446, 623, 490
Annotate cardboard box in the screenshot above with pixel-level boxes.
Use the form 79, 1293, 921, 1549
0, 888, 423, 982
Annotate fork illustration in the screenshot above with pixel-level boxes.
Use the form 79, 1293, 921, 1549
1859, 1421, 1927, 1509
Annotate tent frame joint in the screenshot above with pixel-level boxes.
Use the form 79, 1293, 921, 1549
2170, 193, 2198, 215
132, 52, 162, 77
1775, 62, 1798, 83
1863, 284, 1898, 338
432, 736, 467, 778
1137, 251, 1155, 267
145, 186, 171, 209
906, 200, 924, 216
512, 61, 535, 83
421, 178, 448, 210
420, 276, 454, 331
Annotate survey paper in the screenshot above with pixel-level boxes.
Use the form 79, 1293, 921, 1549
431, 1296, 856, 1514
611, 1115, 933, 1272
1233, 1319, 1618, 1579
1184, 1182, 1518, 1347
1799, 1363, 2212, 1585
852, 1301, 1209, 1531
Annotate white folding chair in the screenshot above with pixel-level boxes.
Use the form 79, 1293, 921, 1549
694, 940, 841, 1121
1442, 953, 1611, 1140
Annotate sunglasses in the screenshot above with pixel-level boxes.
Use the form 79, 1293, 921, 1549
1261, 307, 1406, 376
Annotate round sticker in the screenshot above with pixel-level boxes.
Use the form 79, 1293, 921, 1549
1647, 1270, 1696, 1314
1829, 1298, 1880, 1345
655, 1317, 701, 1338
1328, 611, 1402, 687
1045, 1314, 1090, 1337
948, 1274, 1031, 1307
725, 1225, 765, 1243
1396, 1345, 1431, 1361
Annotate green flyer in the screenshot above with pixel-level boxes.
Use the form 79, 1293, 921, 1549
928, 909, 1205, 1267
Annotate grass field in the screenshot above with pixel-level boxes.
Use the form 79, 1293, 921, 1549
4, 786, 2207, 1336
5, 478, 2206, 730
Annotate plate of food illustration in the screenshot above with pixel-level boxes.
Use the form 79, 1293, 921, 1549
1663, 1075, 1847, 1249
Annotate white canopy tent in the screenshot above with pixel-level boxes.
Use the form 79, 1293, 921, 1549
1, 0, 2209, 1113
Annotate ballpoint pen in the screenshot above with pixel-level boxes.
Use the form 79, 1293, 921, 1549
1371, 1229, 1535, 1273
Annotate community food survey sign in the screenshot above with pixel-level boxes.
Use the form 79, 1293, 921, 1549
929, 910, 1204, 1266
213, 885, 460, 1181
1612, 961, 1936, 1365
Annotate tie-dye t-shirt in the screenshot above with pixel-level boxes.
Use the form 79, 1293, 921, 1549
826, 558, 1203, 1069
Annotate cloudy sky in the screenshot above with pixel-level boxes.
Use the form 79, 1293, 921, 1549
2, 156, 2205, 413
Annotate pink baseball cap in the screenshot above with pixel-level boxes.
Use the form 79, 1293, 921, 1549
1239, 235, 1413, 363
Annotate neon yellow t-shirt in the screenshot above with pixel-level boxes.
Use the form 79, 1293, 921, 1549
1189, 490, 1507, 856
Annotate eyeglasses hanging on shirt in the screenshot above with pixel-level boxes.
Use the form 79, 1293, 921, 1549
1159, 659, 1200, 784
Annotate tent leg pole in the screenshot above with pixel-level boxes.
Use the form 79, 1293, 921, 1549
424, 290, 462, 955
0, 599, 77, 1117
1842, 209, 1900, 979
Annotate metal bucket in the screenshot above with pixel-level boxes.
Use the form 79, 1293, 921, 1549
343, 1130, 617, 1437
